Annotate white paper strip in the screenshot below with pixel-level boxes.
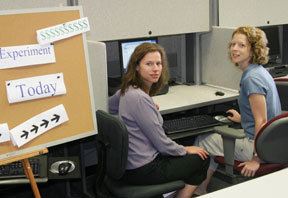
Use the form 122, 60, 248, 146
0, 123, 10, 143
37, 17, 90, 45
0, 43, 55, 69
6, 73, 66, 104
10, 104, 69, 147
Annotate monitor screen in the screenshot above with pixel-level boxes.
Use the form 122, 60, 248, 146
119, 38, 157, 73
261, 26, 281, 64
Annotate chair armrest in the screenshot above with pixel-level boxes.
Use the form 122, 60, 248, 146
214, 126, 246, 139
214, 126, 246, 175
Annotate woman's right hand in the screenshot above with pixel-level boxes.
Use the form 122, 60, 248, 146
226, 109, 241, 123
184, 146, 209, 160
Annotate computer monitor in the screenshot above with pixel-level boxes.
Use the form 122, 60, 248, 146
261, 26, 282, 65
119, 38, 157, 73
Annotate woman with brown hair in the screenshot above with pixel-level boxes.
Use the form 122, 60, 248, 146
109, 42, 210, 198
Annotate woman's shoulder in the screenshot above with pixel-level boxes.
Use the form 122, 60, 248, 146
126, 86, 148, 97
124, 86, 153, 104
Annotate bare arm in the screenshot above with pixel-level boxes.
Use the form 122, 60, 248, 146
238, 93, 267, 177
249, 94, 267, 139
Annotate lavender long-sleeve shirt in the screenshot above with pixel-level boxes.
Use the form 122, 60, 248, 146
109, 86, 186, 170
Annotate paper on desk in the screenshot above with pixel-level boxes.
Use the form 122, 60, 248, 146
10, 104, 69, 147
0, 123, 10, 143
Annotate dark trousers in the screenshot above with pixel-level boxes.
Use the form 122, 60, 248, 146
121, 154, 210, 186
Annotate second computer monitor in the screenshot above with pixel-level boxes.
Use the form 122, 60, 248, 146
261, 26, 282, 65
119, 38, 157, 73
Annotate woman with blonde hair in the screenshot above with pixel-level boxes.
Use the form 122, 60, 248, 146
194, 26, 282, 195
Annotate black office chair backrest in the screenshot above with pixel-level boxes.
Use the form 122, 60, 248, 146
255, 112, 288, 164
275, 78, 288, 111
96, 110, 128, 180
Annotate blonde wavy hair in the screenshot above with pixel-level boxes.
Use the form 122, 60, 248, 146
229, 26, 269, 66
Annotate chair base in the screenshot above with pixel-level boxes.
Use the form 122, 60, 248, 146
105, 176, 185, 198
214, 167, 251, 184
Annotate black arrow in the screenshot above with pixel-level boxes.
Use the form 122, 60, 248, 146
51, 114, 60, 123
21, 130, 29, 139
40, 119, 49, 128
30, 125, 39, 134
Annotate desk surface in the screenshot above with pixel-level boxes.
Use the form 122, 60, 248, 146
153, 84, 239, 115
201, 168, 288, 198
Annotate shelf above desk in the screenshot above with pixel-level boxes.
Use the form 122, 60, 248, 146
153, 84, 239, 115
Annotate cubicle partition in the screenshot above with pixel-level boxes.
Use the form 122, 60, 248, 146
201, 27, 242, 91
80, 0, 210, 41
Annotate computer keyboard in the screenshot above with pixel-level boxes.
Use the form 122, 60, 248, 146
163, 114, 222, 135
0, 155, 47, 181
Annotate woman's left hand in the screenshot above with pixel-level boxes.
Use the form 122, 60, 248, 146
238, 157, 260, 177
155, 104, 159, 110
184, 146, 209, 160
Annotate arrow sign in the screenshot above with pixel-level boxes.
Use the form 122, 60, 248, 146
21, 130, 29, 139
10, 104, 69, 147
40, 119, 49, 128
51, 114, 60, 123
31, 125, 39, 134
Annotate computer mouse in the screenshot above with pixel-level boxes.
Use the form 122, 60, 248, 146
215, 91, 225, 96
226, 112, 233, 117
214, 115, 231, 124
58, 162, 72, 176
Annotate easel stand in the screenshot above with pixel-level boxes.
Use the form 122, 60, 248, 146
0, 148, 48, 198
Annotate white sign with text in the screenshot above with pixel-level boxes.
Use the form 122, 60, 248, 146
0, 43, 55, 69
10, 104, 69, 147
0, 123, 10, 143
6, 73, 66, 104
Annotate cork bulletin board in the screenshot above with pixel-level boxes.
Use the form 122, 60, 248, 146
0, 6, 96, 159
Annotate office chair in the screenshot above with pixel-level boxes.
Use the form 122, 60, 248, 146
95, 110, 185, 198
213, 112, 288, 184
274, 78, 288, 111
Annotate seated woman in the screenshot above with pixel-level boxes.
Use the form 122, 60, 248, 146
194, 26, 282, 195
109, 42, 210, 198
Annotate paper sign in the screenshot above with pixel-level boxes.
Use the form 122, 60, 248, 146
6, 73, 66, 104
0, 123, 10, 143
37, 17, 90, 45
10, 104, 69, 147
0, 43, 55, 69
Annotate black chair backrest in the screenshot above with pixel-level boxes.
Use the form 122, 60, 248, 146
255, 112, 288, 164
96, 110, 128, 180
275, 78, 288, 111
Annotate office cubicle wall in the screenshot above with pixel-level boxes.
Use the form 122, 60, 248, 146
87, 40, 108, 112
80, 0, 210, 41
219, 0, 288, 27
1, 0, 67, 10
201, 27, 242, 91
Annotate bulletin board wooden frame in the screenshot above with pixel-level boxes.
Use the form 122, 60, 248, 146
0, 6, 96, 159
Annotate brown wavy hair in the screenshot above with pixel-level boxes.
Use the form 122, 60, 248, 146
120, 42, 169, 96
228, 26, 269, 66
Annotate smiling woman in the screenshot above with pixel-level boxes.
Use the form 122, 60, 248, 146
193, 26, 282, 195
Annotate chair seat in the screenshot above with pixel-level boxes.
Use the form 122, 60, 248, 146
105, 176, 185, 198
215, 156, 288, 177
